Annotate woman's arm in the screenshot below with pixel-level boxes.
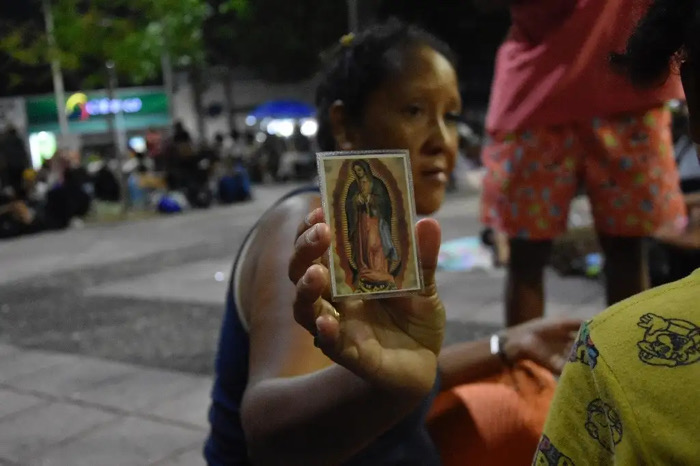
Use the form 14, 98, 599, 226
239, 195, 428, 466
438, 317, 583, 392
243, 365, 425, 465
438, 339, 504, 390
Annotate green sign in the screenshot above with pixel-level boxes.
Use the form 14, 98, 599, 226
26, 88, 171, 134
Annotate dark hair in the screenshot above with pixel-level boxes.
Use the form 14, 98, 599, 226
611, 0, 700, 87
351, 159, 373, 177
315, 18, 457, 151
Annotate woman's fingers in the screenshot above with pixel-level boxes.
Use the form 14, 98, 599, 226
295, 207, 325, 239
293, 263, 335, 334
314, 313, 342, 356
415, 218, 442, 294
292, 263, 343, 360
288, 222, 331, 284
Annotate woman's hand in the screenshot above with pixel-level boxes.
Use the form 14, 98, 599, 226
654, 192, 700, 250
503, 316, 583, 375
288, 208, 445, 397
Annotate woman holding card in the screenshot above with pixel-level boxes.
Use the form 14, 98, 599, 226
205, 19, 581, 466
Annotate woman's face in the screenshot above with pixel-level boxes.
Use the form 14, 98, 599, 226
342, 46, 462, 215
353, 164, 366, 178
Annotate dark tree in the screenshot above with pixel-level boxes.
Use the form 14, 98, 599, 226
377, 0, 511, 109
204, 0, 347, 83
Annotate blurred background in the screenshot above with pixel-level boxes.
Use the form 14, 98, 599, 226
0, 1, 506, 207
0, 2, 695, 465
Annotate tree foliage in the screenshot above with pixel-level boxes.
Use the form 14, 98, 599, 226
204, 0, 347, 83
0, 0, 507, 101
0, 0, 224, 90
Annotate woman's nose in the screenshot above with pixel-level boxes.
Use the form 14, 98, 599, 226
424, 118, 454, 155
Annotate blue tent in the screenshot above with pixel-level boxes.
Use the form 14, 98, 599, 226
249, 100, 315, 120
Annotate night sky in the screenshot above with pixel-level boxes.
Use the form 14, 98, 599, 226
0, 1, 511, 104
378, 0, 510, 108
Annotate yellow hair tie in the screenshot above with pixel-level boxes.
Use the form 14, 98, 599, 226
340, 33, 355, 47
22, 169, 36, 182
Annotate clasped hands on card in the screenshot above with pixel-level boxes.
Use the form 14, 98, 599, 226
288, 207, 446, 397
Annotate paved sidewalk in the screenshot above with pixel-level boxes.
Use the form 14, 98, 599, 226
0, 182, 606, 465
0, 269, 603, 466
0, 344, 209, 466
0, 183, 303, 286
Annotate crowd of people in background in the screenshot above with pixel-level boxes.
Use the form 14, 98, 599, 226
0, 115, 332, 239
123, 118, 330, 210
0, 128, 91, 239
0, 110, 483, 241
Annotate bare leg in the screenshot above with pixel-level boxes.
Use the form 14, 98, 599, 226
494, 230, 510, 267
506, 239, 553, 327
598, 235, 649, 305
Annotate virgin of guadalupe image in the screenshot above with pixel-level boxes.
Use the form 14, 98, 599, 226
345, 160, 400, 292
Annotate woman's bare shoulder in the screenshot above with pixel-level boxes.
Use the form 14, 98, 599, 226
238, 192, 321, 319
238, 190, 330, 381
252, 192, 322, 249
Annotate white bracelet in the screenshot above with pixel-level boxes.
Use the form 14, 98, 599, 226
490, 333, 510, 366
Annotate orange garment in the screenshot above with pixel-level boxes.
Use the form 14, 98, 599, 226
427, 360, 557, 466
481, 107, 687, 240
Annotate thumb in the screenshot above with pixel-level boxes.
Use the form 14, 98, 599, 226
416, 218, 441, 292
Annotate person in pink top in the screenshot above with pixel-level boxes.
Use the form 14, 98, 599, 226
481, 0, 687, 326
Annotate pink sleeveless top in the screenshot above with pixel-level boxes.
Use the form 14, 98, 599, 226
486, 0, 684, 132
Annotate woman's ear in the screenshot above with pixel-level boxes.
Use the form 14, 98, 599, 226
329, 100, 355, 150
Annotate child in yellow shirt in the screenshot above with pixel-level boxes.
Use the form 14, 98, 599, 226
537, 0, 700, 463
537, 271, 700, 464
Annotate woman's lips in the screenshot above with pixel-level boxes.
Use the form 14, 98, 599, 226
421, 169, 447, 184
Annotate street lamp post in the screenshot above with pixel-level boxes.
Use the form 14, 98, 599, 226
105, 61, 129, 214
42, 0, 69, 137
347, 0, 359, 33
160, 18, 175, 123
161, 52, 175, 121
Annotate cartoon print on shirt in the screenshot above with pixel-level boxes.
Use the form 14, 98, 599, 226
585, 399, 623, 453
532, 435, 575, 466
568, 321, 599, 369
637, 313, 700, 367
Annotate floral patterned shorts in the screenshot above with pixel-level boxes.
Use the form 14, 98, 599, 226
481, 107, 687, 240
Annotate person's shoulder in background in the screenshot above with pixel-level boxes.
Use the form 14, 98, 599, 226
536, 270, 700, 465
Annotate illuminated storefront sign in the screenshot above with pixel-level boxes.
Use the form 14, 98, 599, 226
25, 88, 169, 134
65, 92, 143, 121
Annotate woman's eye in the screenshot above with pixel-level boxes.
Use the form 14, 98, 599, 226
445, 112, 462, 125
402, 105, 424, 117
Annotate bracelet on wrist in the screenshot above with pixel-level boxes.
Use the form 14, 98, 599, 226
490, 333, 512, 366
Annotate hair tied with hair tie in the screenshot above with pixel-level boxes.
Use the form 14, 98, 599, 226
340, 33, 355, 47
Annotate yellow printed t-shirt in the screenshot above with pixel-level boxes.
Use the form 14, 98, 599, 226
535, 270, 700, 465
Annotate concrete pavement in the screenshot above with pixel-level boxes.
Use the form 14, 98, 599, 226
0, 182, 605, 465
0, 345, 208, 466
